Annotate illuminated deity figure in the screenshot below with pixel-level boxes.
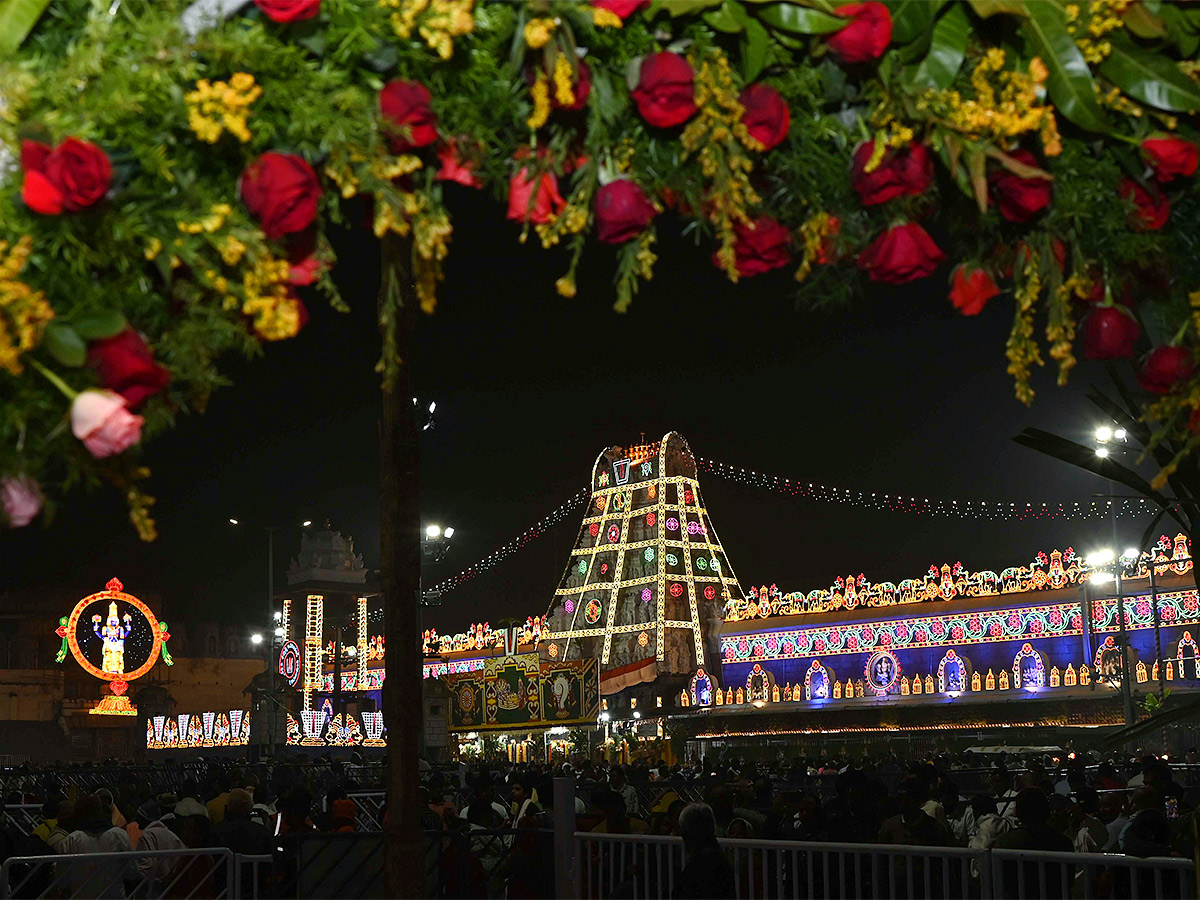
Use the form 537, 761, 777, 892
873, 654, 894, 687
92, 601, 132, 674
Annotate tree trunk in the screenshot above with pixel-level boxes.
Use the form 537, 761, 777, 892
379, 232, 425, 898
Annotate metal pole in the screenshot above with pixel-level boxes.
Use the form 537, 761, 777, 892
1150, 557, 1163, 702
1116, 568, 1134, 726
267, 526, 275, 756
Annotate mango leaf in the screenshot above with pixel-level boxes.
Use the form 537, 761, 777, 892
986, 147, 1051, 180
43, 322, 87, 368
754, 3, 844, 34
911, 3, 969, 89
0, 0, 51, 55
968, 0, 1029, 18
72, 311, 128, 341
967, 147, 988, 213
1099, 39, 1200, 113
704, 0, 748, 33
741, 18, 771, 81
1021, 3, 1109, 133
887, 0, 944, 44
657, 0, 725, 16
1122, 2, 1166, 38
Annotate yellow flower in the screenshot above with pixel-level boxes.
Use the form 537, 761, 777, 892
554, 55, 576, 108
592, 7, 622, 28
524, 17, 555, 50
555, 275, 577, 298
144, 237, 162, 261
527, 71, 551, 130
220, 235, 246, 266
384, 0, 474, 59
185, 73, 261, 144
0, 237, 54, 376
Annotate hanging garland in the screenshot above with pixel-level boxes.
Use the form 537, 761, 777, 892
1, 0, 1200, 536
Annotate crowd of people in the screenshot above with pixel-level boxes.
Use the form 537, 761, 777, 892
0, 749, 1196, 898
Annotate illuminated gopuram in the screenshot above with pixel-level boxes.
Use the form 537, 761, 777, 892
539, 432, 744, 703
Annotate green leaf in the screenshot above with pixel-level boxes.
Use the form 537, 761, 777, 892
43, 323, 87, 368
704, 0, 748, 33
887, 0, 944, 44
72, 311, 128, 341
1021, 4, 1109, 133
968, 0, 1029, 18
754, 3, 844, 34
911, 3, 969, 89
657, 0, 725, 16
0, 0, 51, 55
1122, 2, 1166, 39
1099, 39, 1200, 113
741, 18, 771, 81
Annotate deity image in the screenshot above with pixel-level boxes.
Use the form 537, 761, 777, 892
873, 655, 894, 686
945, 660, 965, 692
92, 601, 132, 674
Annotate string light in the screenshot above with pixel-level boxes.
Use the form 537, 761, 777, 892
696, 457, 1154, 521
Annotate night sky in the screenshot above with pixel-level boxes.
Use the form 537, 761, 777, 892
4, 188, 1152, 634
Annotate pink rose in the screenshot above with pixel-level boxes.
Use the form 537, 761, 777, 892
2, 476, 42, 527
70, 389, 144, 458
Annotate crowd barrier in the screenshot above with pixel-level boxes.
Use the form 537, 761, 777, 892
574, 832, 1196, 900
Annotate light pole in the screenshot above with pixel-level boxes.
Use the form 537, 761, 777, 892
421, 524, 454, 606
228, 517, 312, 755
1088, 547, 1139, 726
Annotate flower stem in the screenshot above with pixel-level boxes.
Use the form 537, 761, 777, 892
28, 357, 78, 400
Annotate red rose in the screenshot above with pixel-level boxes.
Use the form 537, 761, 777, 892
1141, 136, 1198, 183
87, 329, 170, 409
739, 83, 790, 151
21, 138, 111, 215
714, 216, 792, 277
506, 167, 565, 225
949, 264, 1000, 316
1138, 346, 1194, 394
1080, 307, 1139, 360
555, 60, 591, 111
631, 53, 697, 128
1119, 177, 1169, 230
254, 0, 320, 22
239, 152, 321, 240
287, 255, 326, 286
594, 180, 656, 243
851, 141, 933, 205
857, 222, 944, 284
380, 80, 438, 152
436, 141, 482, 188
592, 0, 648, 18
988, 150, 1052, 223
827, 2, 892, 64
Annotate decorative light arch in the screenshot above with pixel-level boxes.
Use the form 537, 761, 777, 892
689, 667, 713, 707
745, 663, 774, 702
1178, 631, 1199, 679
937, 649, 970, 692
1012, 642, 1045, 688
803, 659, 833, 701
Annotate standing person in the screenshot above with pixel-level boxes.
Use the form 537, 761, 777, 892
673, 803, 734, 899
59, 793, 135, 899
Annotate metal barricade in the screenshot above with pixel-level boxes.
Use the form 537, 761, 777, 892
231, 853, 274, 900
990, 848, 1197, 900
0, 846, 233, 900
348, 790, 386, 830
1, 805, 43, 836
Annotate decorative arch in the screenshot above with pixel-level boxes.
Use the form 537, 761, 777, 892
937, 649, 970, 692
1178, 631, 1199, 679
744, 663, 774, 702
803, 659, 833, 700
689, 667, 713, 707
1012, 642, 1044, 688
863, 649, 900, 695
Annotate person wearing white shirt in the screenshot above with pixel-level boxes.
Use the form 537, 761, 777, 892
59, 793, 135, 899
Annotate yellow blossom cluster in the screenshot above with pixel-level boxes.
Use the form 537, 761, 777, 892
220, 235, 246, 266
1047, 274, 1084, 386
535, 201, 588, 250
127, 479, 158, 543
555, 275, 577, 298
384, 0, 475, 60
0, 237, 54, 376
185, 73, 261, 144
240, 254, 301, 341
1066, 1, 1130, 64
794, 212, 838, 283
681, 50, 762, 281
524, 17, 555, 50
593, 7, 622, 28
528, 72, 551, 130
919, 51, 1061, 157
1006, 249, 1045, 405
177, 203, 233, 235
554, 55, 576, 108
371, 190, 452, 312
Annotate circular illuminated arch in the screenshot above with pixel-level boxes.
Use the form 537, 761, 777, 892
66, 578, 163, 683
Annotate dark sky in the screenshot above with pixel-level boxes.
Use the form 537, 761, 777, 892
4, 188, 1153, 633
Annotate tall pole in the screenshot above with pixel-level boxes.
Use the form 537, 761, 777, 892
379, 232, 424, 898
267, 526, 275, 755
1116, 567, 1134, 726
1150, 558, 1163, 703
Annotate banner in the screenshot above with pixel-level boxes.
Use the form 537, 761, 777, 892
445, 654, 599, 732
